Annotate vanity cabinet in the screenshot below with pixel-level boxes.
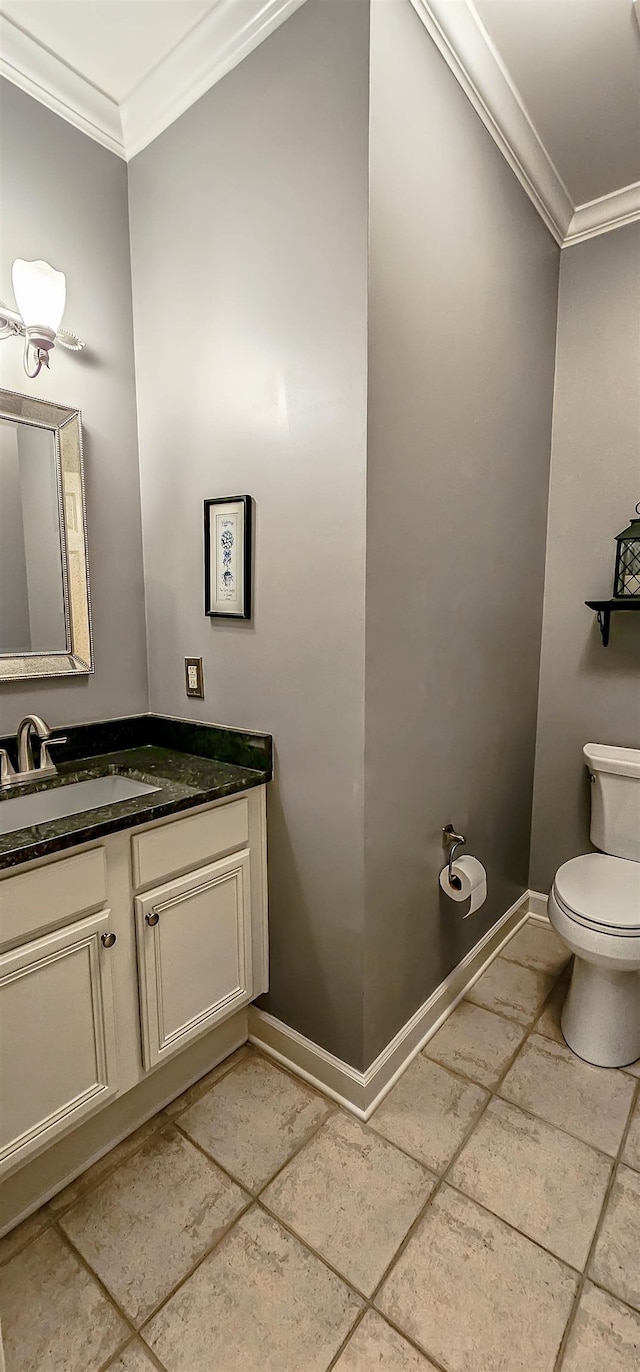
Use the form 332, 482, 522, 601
0, 787, 268, 1183
0, 910, 119, 1174
135, 849, 252, 1070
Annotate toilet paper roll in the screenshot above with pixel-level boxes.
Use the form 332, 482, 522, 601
439, 855, 487, 917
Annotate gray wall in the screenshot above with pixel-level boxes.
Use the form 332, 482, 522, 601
0, 80, 147, 732
529, 223, 640, 892
128, 0, 371, 1065
363, 0, 560, 1062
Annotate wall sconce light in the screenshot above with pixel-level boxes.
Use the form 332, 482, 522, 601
0, 259, 84, 378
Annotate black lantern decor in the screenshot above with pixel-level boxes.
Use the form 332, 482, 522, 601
613, 503, 640, 599
586, 502, 640, 644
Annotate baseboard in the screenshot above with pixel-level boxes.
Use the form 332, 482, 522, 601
527, 890, 550, 923
250, 889, 535, 1121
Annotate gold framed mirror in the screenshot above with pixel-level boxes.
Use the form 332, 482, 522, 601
0, 388, 93, 681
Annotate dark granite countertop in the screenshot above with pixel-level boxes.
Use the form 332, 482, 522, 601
0, 715, 272, 872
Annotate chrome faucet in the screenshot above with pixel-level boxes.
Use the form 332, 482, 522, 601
17, 714, 53, 774
0, 715, 67, 789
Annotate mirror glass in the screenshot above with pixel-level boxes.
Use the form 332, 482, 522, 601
0, 389, 92, 682
0, 417, 67, 654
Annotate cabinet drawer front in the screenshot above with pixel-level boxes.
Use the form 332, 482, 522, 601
132, 798, 249, 890
0, 847, 107, 948
135, 851, 252, 1070
0, 911, 119, 1175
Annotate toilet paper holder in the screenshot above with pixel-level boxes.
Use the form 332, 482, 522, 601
443, 825, 466, 888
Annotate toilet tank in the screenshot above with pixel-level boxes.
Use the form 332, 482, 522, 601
584, 744, 640, 862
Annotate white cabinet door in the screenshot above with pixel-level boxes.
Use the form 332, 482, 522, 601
135, 850, 252, 1070
0, 912, 119, 1176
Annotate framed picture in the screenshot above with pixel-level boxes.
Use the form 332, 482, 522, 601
204, 495, 252, 619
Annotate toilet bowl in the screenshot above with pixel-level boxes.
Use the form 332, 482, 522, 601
548, 743, 640, 1069
548, 853, 640, 1067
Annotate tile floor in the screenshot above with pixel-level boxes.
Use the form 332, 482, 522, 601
1, 917, 639, 1372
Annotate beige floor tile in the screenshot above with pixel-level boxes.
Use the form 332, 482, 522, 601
59, 1125, 248, 1324
369, 1056, 487, 1173
164, 1045, 250, 1118
623, 1059, 640, 1079
466, 956, 554, 1024
143, 1206, 363, 1372
376, 1185, 577, 1372
562, 1282, 640, 1372
177, 1052, 331, 1190
107, 1341, 159, 1371
499, 1034, 636, 1156
262, 1111, 435, 1295
0, 1207, 50, 1266
333, 1310, 437, 1369
589, 1165, 640, 1310
449, 1097, 612, 1267
501, 921, 570, 975
623, 1095, 640, 1171
0, 1227, 127, 1372
50, 1117, 164, 1215
424, 1001, 526, 1087
535, 980, 567, 1044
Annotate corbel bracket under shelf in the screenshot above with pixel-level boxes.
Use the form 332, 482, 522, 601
585, 599, 640, 647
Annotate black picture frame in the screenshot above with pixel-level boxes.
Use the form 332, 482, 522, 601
204, 495, 253, 619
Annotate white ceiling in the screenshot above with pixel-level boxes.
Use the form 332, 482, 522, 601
0, 0, 638, 245
475, 0, 640, 206
0, 1, 216, 103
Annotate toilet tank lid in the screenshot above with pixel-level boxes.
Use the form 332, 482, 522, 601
555, 853, 640, 929
583, 743, 640, 778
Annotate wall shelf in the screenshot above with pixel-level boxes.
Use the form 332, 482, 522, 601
585, 599, 640, 647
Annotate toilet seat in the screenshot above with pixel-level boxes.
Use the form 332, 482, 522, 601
553, 853, 640, 938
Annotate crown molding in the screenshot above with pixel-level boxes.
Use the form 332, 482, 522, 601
566, 181, 640, 246
122, 0, 308, 159
408, 0, 637, 249
0, 14, 125, 158
408, 0, 572, 245
0, 0, 307, 163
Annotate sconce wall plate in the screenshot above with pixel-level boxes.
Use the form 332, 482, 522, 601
0, 258, 84, 378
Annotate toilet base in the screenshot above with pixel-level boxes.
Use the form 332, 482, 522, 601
562, 957, 640, 1068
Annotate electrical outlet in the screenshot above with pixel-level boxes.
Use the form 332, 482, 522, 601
185, 657, 204, 699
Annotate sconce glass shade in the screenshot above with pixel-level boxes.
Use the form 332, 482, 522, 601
11, 259, 66, 332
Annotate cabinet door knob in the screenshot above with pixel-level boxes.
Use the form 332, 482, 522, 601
146, 911, 160, 926
101, 932, 116, 948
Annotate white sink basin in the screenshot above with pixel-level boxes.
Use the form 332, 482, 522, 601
0, 775, 161, 836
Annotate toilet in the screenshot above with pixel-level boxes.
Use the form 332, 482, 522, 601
548, 743, 640, 1068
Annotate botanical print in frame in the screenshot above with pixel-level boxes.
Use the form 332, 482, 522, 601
204, 495, 252, 619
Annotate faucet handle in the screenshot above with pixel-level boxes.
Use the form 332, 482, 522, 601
0, 748, 16, 788
39, 736, 68, 774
